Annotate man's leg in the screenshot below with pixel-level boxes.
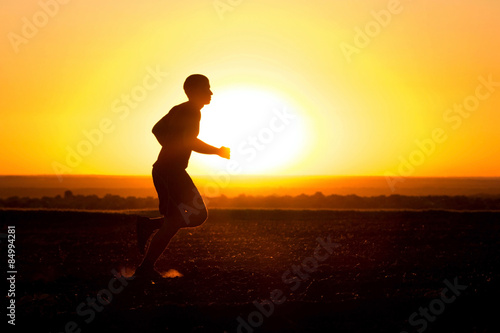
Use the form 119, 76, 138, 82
136, 166, 176, 260
136, 216, 164, 254
135, 169, 207, 277
137, 215, 181, 272
178, 172, 208, 227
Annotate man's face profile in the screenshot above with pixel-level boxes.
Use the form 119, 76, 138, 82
185, 75, 213, 106
197, 81, 212, 105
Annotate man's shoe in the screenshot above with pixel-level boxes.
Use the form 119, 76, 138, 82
133, 265, 164, 283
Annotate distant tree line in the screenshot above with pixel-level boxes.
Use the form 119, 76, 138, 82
0, 191, 158, 210
1, 190, 500, 210
206, 192, 500, 210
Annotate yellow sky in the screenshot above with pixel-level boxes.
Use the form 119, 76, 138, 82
1, 0, 499, 178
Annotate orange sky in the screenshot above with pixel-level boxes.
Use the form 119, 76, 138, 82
1, 0, 499, 178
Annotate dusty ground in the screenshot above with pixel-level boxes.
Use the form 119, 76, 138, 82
1, 209, 499, 332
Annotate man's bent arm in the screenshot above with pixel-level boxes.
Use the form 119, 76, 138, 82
183, 126, 230, 159
190, 138, 219, 155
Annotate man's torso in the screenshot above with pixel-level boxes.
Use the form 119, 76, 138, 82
153, 102, 201, 170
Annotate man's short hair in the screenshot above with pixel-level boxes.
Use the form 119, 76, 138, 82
183, 74, 209, 97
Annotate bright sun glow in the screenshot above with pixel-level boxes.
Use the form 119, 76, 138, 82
3, 1, 500, 177
195, 87, 309, 174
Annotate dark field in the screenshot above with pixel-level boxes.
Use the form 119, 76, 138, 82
1, 209, 500, 333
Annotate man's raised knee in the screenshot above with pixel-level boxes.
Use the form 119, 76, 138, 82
197, 208, 208, 224
191, 207, 208, 227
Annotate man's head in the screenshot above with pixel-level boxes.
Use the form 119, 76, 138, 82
184, 74, 212, 106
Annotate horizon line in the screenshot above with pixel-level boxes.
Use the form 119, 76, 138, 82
1, 174, 500, 179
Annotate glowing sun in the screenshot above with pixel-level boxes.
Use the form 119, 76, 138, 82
197, 87, 309, 174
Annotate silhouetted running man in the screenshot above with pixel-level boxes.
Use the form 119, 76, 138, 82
134, 74, 230, 282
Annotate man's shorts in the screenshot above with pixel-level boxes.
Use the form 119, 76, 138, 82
152, 166, 207, 229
